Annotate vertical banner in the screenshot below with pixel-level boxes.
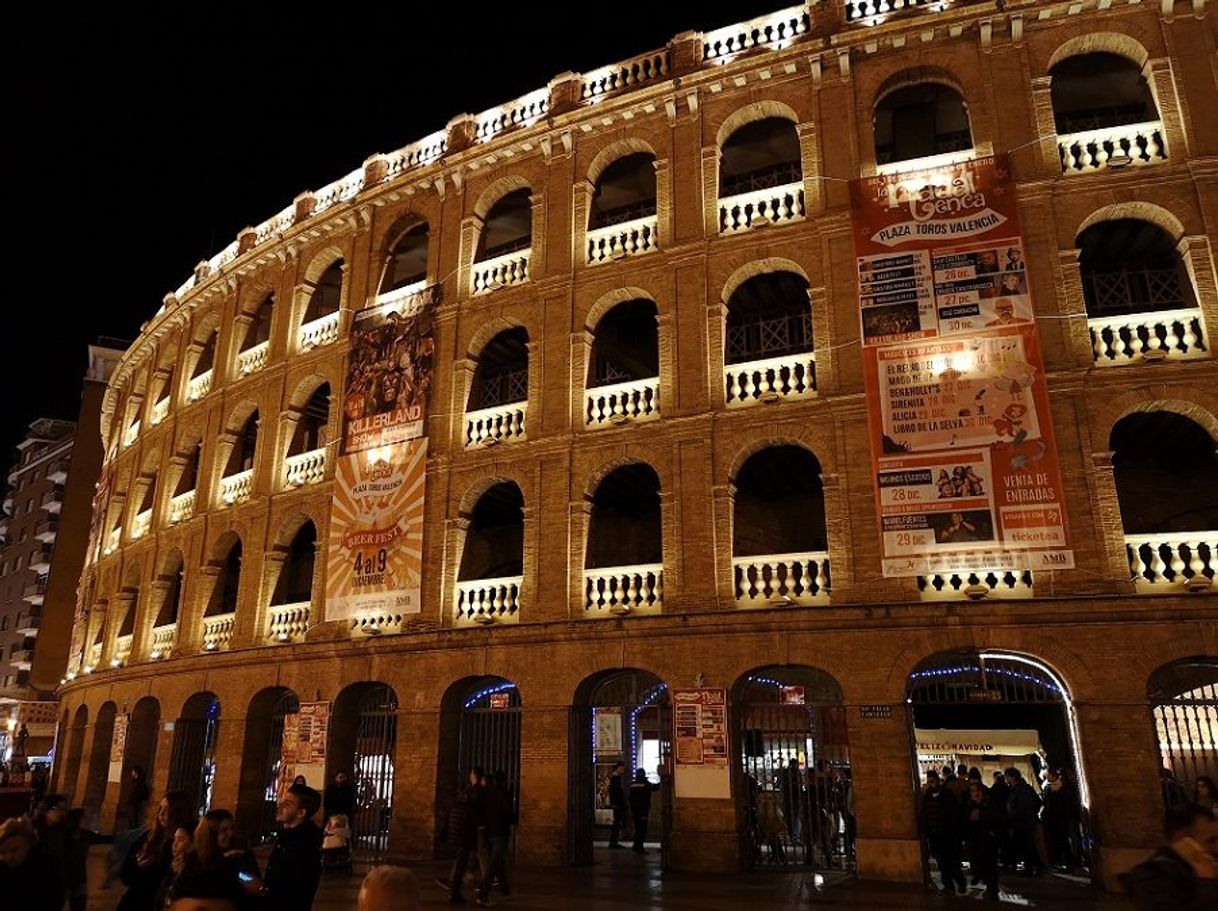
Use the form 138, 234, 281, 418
108, 713, 129, 782
278, 712, 300, 798
328, 283, 438, 621
672, 688, 730, 799
850, 155, 1073, 576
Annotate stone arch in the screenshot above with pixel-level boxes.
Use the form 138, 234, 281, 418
223, 398, 262, 434
584, 285, 661, 332
715, 100, 800, 149
457, 472, 529, 518
473, 175, 532, 221
582, 453, 668, 502
378, 209, 430, 262
721, 257, 812, 305
272, 510, 319, 548
287, 372, 331, 410
587, 137, 658, 187
873, 65, 969, 111
1075, 202, 1186, 244
1105, 396, 1218, 446
208, 529, 244, 565
727, 434, 835, 482
301, 245, 346, 287
465, 316, 532, 361
1047, 31, 1151, 72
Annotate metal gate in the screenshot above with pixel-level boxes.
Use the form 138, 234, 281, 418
352, 685, 397, 861
1149, 658, 1218, 804
256, 692, 300, 842
167, 698, 220, 814
459, 684, 522, 817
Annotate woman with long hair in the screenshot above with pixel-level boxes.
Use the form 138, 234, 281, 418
176, 809, 260, 909
116, 790, 194, 911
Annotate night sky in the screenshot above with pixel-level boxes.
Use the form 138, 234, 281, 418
5, 2, 782, 465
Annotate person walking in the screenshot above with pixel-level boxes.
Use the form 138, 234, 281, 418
117, 790, 195, 911
778, 757, 803, 847
324, 771, 356, 823
1124, 803, 1218, 910
628, 768, 661, 855
438, 767, 484, 905
607, 762, 628, 849
920, 769, 966, 894
964, 780, 1002, 901
125, 766, 152, 830
1043, 767, 1081, 870
476, 771, 516, 906
1005, 768, 1044, 875
989, 770, 1012, 868
247, 783, 324, 911
63, 807, 105, 911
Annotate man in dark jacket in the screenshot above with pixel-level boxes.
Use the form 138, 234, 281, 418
1004, 768, 1044, 875
477, 771, 516, 904
438, 767, 483, 904
920, 770, 966, 894
628, 768, 661, 854
254, 783, 324, 911
1124, 803, 1218, 911
323, 771, 356, 823
608, 762, 628, 849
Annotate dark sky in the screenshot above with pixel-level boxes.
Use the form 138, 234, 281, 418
4, 2, 781, 464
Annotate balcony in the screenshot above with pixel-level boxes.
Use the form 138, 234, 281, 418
40, 489, 63, 514
586, 215, 658, 265
9, 649, 33, 671
169, 489, 196, 524
237, 341, 269, 376
1127, 533, 1215, 594
375, 279, 428, 311
875, 146, 974, 177
586, 377, 660, 428
34, 519, 58, 543
85, 641, 101, 671
1059, 120, 1166, 175
844, 0, 928, 23
724, 352, 817, 406
103, 527, 120, 556
1089, 307, 1208, 366
719, 182, 805, 234
267, 602, 310, 643
285, 449, 327, 487
15, 610, 40, 636
47, 460, 69, 484
465, 402, 527, 448
150, 397, 170, 426
919, 569, 1035, 601
131, 510, 152, 541
454, 576, 522, 626
201, 613, 236, 651
21, 581, 46, 605
148, 623, 177, 660
471, 249, 530, 295
733, 552, 831, 607
187, 370, 213, 403
299, 312, 340, 350
122, 420, 141, 448
29, 546, 53, 572
220, 469, 253, 506
111, 634, 133, 667
584, 564, 663, 616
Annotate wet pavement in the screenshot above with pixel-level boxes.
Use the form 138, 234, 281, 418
85, 846, 1133, 909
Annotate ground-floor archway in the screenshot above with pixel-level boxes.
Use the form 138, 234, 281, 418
568, 668, 671, 868
167, 692, 220, 815
1148, 656, 1218, 808
731, 665, 853, 875
118, 697, 160, 829
60, 706, 87, 802
83, 701, 117, 828
330, 682, 398, 861
237, 687, 299, 842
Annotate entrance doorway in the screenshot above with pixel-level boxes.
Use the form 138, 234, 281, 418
331, 682, 398, 861
732, 666, 853, 875
119, 697, 161, 829
168, 692, 221, 815
569, 669, 671, 867
1148, 657, 1218, 807
907, 651, 1092, 890
237, 687, 299, 842
83, 702, 117, 828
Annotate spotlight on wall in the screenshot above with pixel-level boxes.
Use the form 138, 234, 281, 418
964, 583, 990, 600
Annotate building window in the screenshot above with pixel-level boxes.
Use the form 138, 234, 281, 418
875, 83, 972, 166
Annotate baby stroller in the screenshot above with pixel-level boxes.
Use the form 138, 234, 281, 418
321, 814, 353, 873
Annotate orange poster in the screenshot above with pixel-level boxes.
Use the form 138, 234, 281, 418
850, 155, 1073, 576
325, 440, 427, 619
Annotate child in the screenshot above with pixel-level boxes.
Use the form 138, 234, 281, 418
321, 813, 352, 873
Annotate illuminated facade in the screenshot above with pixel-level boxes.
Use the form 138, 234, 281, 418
55, 0, 1217, 889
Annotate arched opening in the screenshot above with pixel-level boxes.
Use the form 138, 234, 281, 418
115, 585, 138, 645
289, 384, 331, 456
458, 483, 524, 581
733, 446, 829, 605
168, 692, 221, 816
907, 651, 1091, 888
724, 271, 815, 404
271, 521, 317, 606
467, 328, 529, 413
153, 552, 184, 631
1148, 658, 1218, 808
303, 261, 343, 324
242, 294, 275, 351
1079, 219, 1197, 320
586, 463, 661, 572
1050, 53, 1157, 134
381, 223, 429, 293
329, 682, 398, 861
569, 669, 671, 867
875, 83, 972, 166
205, 539, 242, 618
60, 705, 88, 800
224, 411, 259, 477
83, 701, 118, 828
134, 471, 157, 519
586, 299, 660, 426
192, 330, 218, 379
719, 117, 802, 196
434, 677, 522, 854
173, 441, 202, 498
731, 666, 852, 874
476, 189, 532, 262
119, 696, 160, 829
237, 687, 300, 842
590, 153, 657, 228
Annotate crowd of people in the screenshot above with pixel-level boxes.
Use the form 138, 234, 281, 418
436, 766, 518, 906
742, 758, 855, 869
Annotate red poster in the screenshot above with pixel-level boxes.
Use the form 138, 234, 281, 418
672, 688, 728, 768
850, 155, 1073, 576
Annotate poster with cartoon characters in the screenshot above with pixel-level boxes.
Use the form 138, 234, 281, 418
851, 155, 1073, 576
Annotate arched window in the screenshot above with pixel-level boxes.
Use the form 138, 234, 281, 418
459, 483, 524, 581
242, 295, 275, 351
1111, 412, 1218, 536
174, 442, 202, 496
719, 117, 802, 196
303, 261, 343, 324
590, 153, 657, 229
289, 386, 330, 456
206, 540, 242, 617
469, 329, 529, 412
271, 522, 316, 606
192, 330, 218, 379
155, 553, 184, 628
875, 83, 971, 166
726, 271, 813, 365
136, 473, 157, 515
588, 299, 658, 388
586, 463, 662, 570
1050, 53, 1157, 134
1078, 219, 1196, 319
381, 224, 429, 293
225, 412, 259, 476
476, 189, 532, 261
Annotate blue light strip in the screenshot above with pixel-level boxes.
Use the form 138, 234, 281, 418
629, 684, 668, 774
463, 681, 517, 710
909, 663, 1062, 695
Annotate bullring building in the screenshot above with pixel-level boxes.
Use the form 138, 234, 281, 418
54, 0, 1216, 894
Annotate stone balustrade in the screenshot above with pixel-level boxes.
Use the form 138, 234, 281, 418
112, 634, 133, 667
876, 148, 976, 176
150, 397, 170, 426
454, 576, 523, 626
349, 612, 406, 636
845, 0, 928, 23
375, 279, 428, 312
1089, 307, 1209, 366
187, 370, 213, 403
86, 642, 101, 671
465, 403, 527, 448
585, 564, 664, 616
471, 249, 531, 295
1127, 532, 1216, 593
149, 623, 177, 659
313, 168, 365, 216
1059, 120, 1167, 174
238, 341, 269, 376
586, 377, 660, 427
733, 552, 831, 607
299, 311, 341, 350
169, 490, 196, 524
201, 613, 236, 651
918, 569, 1035, 601
123, 420, 141, 448
254, 205, 296, 245
581, 50, 668, 101
219, 469, 253, 506
719, 182, 805, 234
131, 510, 152, 541
285, 448, 327, 487
586, 215, 658, 264
474, 88, 549, 142
725, 352, 817, 406
383, 131, 447, 179
703, 5, 811, 62
268, 602, 311, 642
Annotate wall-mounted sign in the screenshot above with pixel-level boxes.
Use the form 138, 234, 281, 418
858, 704, 893, 719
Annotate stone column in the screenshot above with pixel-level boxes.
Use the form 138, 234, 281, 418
711, 483, 736, 610
529, 191, 548, 278
568, 499, 591, 619
515, 704, 570, 865
450, 358, 475, 452
701, 146, 720, 237
653, 158, 673, 249
1145, 57, 1189, 159
1029, 76, 1061, 177
1179, 234, 1218, 348
809, 284, 835, 395
571, 179, 592, 268
1090, 451, 1136, 587
441, 517, 468, 629
386, 705, 442, 861
458, 216, 481, 300
797, 121, 823, 215
1057, 249, 1095, 368
207, 710, 245, 815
